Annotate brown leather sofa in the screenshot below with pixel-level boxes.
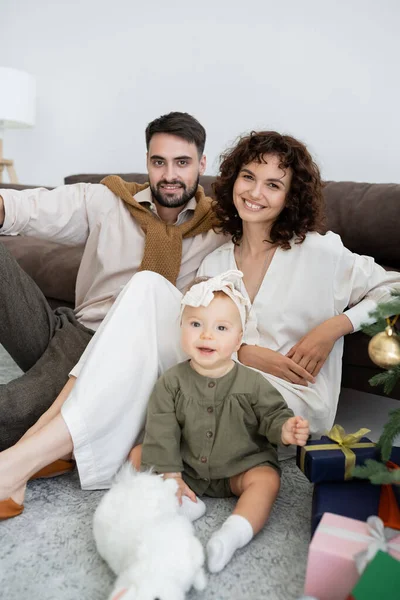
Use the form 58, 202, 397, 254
1, 175, 399, 399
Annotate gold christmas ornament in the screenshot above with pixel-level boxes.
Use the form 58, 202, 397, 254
368, 317, 400, 370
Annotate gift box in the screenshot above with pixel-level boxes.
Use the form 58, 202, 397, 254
346, 550, 400, 600
304, 513, 400, 600
311, 446, 400, 536
390, 446, 400, 464
311, 479, 381, 536
297, 426, 377, 483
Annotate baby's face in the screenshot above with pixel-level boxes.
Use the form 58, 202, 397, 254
180, 294, 243, 371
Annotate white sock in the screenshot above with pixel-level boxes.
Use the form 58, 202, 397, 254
177, 496, 206, 522
206, 515, 254, 573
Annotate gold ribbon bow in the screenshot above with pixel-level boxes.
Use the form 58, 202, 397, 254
300, 425, 375, 480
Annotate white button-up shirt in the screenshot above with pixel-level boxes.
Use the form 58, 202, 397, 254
198, 235, 400, 435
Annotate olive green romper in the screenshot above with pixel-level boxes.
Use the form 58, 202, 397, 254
141, 360, 294, 497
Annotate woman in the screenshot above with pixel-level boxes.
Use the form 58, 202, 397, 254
1, 131, 399, 517
197, 131, 396, 435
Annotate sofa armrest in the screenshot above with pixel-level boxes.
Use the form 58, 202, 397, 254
0, 236, 82, 305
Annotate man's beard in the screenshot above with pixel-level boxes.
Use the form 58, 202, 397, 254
150, 176, 200, 208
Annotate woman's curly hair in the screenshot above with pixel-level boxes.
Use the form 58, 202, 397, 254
212, 131, 326, 249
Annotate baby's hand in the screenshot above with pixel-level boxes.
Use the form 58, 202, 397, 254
281, 416, 310, 446
163, 473, 197, 505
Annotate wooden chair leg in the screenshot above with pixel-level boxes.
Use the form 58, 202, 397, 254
0, 139, 19, 184
6, 162, 18, 184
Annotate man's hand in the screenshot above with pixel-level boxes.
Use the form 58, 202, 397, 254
239, 345, 315, 386
162, 473, 197, 505
0, 195, 4, 227
281, 416, 310, 446
286, 315, 353, 377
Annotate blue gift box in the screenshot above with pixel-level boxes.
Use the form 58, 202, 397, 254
391, 447, 400, 462
311, 479, 381, 536
311, 446, 400, 536
297, 435, 378, 483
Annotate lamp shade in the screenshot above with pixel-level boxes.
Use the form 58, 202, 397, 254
0, 67, 36, 128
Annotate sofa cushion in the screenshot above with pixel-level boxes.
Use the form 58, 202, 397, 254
323, 181, 400, 269
0, 236, 82, 305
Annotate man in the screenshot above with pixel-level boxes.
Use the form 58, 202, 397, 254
0, 111, 224, 450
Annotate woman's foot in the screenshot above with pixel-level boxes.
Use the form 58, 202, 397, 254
0, 447, 32, 502
0, 457, 75, 521
0, 414, 74, 502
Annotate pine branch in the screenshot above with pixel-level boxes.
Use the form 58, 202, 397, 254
352, 460, 400, 484
361, 291, 400, 336
362, 319, 389, 338
369, 365, 400, 394
353, 459, 388, 480
378, 408, 400, 461
371, 300, 400, 318
370, 470, 400, 485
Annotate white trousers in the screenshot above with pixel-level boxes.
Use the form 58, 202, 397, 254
61, 272, 187, 490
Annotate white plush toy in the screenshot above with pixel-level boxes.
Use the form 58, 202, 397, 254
93, 464, 207, 600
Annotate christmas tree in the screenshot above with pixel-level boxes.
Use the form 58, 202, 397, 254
352, 291, 400, 484
362, 290, 400, 394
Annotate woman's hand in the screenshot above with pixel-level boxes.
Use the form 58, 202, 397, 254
238, 345, 315, 386
286, 315, 353, 377
281, 416, 310, 446
163, 473, 197, 505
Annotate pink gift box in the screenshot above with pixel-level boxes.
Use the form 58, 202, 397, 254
304, 512, 400, 600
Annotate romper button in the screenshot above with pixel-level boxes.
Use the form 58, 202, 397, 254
200, 456, 208, 463
206, 430, 213, 439
207, 406, 214, 413
208, 381, 215, 388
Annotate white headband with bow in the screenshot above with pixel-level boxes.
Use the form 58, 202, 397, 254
180, 270, 250, 330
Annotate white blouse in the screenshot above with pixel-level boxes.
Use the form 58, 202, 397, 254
197, 232, 400, 435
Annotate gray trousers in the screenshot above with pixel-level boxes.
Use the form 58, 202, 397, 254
0, 242, 94, 450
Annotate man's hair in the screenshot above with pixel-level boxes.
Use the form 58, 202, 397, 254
212, 131, 326, 249
145, 112, 206, 157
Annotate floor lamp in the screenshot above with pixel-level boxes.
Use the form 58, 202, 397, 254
0, 67, 36, 184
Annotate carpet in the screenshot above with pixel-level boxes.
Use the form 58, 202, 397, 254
0, 345, 313, 600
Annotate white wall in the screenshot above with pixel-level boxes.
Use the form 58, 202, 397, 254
0, 0, 399, 186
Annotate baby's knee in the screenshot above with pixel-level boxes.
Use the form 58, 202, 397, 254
234, 465, 280, 494
250, 466, 281, 490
